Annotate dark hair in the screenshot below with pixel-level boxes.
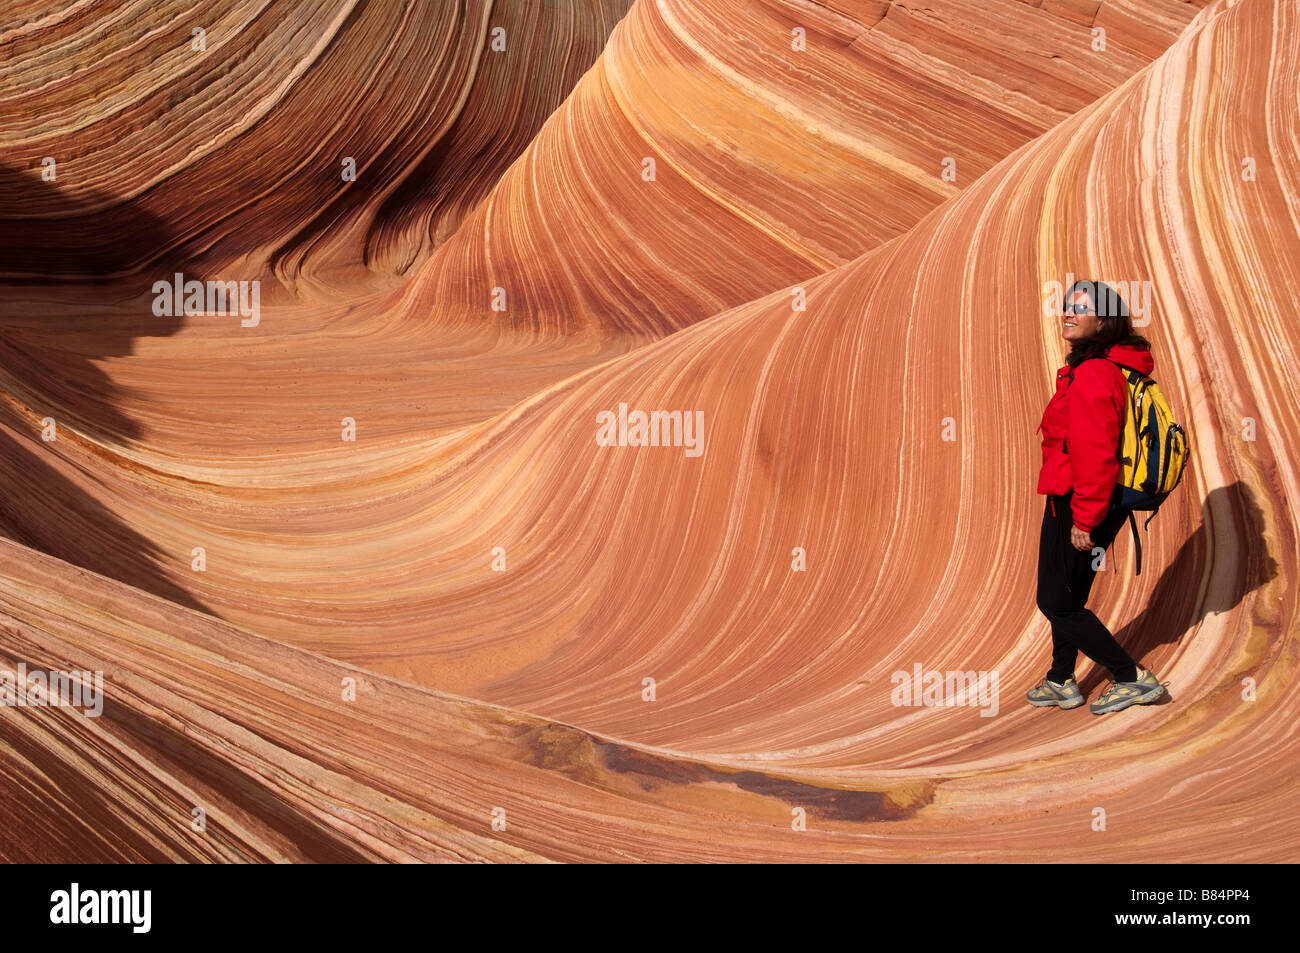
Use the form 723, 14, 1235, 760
1062, 279, 1150, 367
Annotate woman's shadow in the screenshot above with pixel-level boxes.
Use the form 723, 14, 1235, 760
0, 160, 210, 613
1079, 481, 1277, 698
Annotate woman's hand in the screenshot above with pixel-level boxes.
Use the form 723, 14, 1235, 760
1071, 526, 1095, 551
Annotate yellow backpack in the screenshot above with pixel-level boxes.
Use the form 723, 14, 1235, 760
1106, 360, 1190, 574
1066, 359, 1190, 574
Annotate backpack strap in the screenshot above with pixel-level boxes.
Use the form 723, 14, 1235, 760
1128, 509, 1142, 576
1124, 502, 1164, 576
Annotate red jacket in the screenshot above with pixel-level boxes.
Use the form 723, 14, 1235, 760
1037, 343, 1154, 532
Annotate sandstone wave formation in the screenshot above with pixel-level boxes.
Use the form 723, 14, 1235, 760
1, 0, 1296, 861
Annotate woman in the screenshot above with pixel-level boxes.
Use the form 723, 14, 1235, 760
1027, 279, 1166, 714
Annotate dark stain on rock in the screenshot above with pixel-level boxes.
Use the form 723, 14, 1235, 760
595, 739, 937, 822
522, 722, 599, 785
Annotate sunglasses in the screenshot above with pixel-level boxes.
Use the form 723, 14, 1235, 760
1062, 303, 1095, 315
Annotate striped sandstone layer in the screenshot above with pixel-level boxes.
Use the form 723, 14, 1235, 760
2, 0, 1295, 861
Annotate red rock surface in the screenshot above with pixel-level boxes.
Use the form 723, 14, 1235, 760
2, 0, 1296, 861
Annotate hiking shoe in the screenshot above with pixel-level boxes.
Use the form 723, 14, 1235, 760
1027, 677, 1085, 709
1090, 670, 1165, 714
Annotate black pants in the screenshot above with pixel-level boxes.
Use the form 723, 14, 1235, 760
1036, 490, 1139, 684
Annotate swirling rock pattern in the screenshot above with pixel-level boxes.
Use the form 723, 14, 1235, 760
413, 0, 1219, 337
2, 0, 1296, 862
